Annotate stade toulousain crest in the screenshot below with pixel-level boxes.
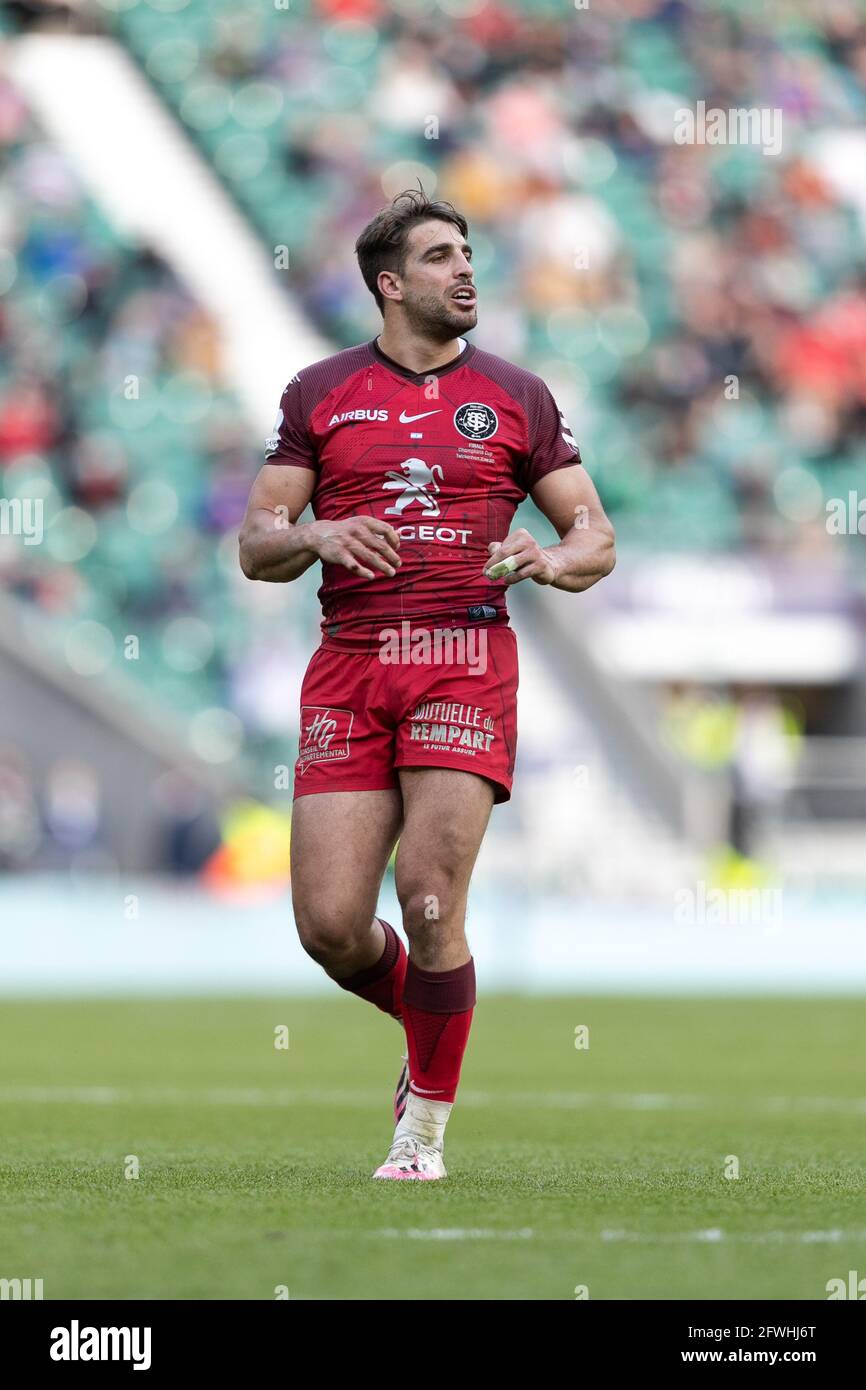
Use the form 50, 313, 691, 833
454, 402, 498, 441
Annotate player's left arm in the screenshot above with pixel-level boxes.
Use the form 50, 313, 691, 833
486, 465, 616, 593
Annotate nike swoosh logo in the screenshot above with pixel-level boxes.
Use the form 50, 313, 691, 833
399, 409, 442, 424
410, 1084, 448, 1095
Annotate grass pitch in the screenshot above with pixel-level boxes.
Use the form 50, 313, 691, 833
1, 996, 864, 1300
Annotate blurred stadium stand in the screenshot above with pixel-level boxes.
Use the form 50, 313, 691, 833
1, 0, 865, 906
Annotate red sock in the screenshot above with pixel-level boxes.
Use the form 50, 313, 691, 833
402, 958, 476, 1105
335, 920, 407, 1020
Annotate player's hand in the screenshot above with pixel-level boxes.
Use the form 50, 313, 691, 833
308, 516, 402, 580
484, 530, 560, 586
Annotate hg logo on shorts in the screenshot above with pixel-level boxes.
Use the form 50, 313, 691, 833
297, 706, 354, 773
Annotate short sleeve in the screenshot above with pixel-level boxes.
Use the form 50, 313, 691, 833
523, 379, 581, 490
264, 375, 317, 469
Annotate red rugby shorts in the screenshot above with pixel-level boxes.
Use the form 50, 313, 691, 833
293, 625, 518, 804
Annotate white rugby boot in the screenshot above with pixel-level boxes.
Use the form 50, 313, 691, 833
372, 1093, 451, 1181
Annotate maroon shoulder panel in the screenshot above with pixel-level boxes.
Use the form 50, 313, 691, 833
263, 342, 376, 469
468, 346, 582, 489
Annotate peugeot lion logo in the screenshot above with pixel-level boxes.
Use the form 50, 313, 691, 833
382, 459, 444, 517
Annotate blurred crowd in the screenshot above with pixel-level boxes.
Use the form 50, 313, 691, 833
0, 73, 310, 873
101, 0, 866, 557
0, 75, 242, 651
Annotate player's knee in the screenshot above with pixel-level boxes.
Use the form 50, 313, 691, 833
396, 877, 457, 933
293, 901, 367, 965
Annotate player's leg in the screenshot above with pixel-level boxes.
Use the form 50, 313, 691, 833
373, 767, 494, 1179
290, 788, 407, 1019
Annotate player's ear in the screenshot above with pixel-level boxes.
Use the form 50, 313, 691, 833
378, 269, 402, 304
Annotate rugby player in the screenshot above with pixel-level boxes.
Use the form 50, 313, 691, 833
239, 189, 615, 1180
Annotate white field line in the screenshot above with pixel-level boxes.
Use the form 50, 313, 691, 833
0, 1084, 861, 1117
377, 1228, 535, 1241
0, 1085, 865, 1115
372, 1228, 866, 1244
599, 1228, 866, 1245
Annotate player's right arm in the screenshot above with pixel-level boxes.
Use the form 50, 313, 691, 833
238, 464, 402, 583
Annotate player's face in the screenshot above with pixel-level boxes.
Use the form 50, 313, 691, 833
397, 220, 477, 340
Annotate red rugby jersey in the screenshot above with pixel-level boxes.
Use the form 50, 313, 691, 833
264, 336, 581, 646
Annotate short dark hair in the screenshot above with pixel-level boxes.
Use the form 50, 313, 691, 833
355, 186, 469, 315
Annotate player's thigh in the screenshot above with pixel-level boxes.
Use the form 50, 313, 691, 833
394, 768, 494, 922
291, 789, 403, 942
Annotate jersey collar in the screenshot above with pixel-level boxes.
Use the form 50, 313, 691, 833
370, 336, 475, 383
